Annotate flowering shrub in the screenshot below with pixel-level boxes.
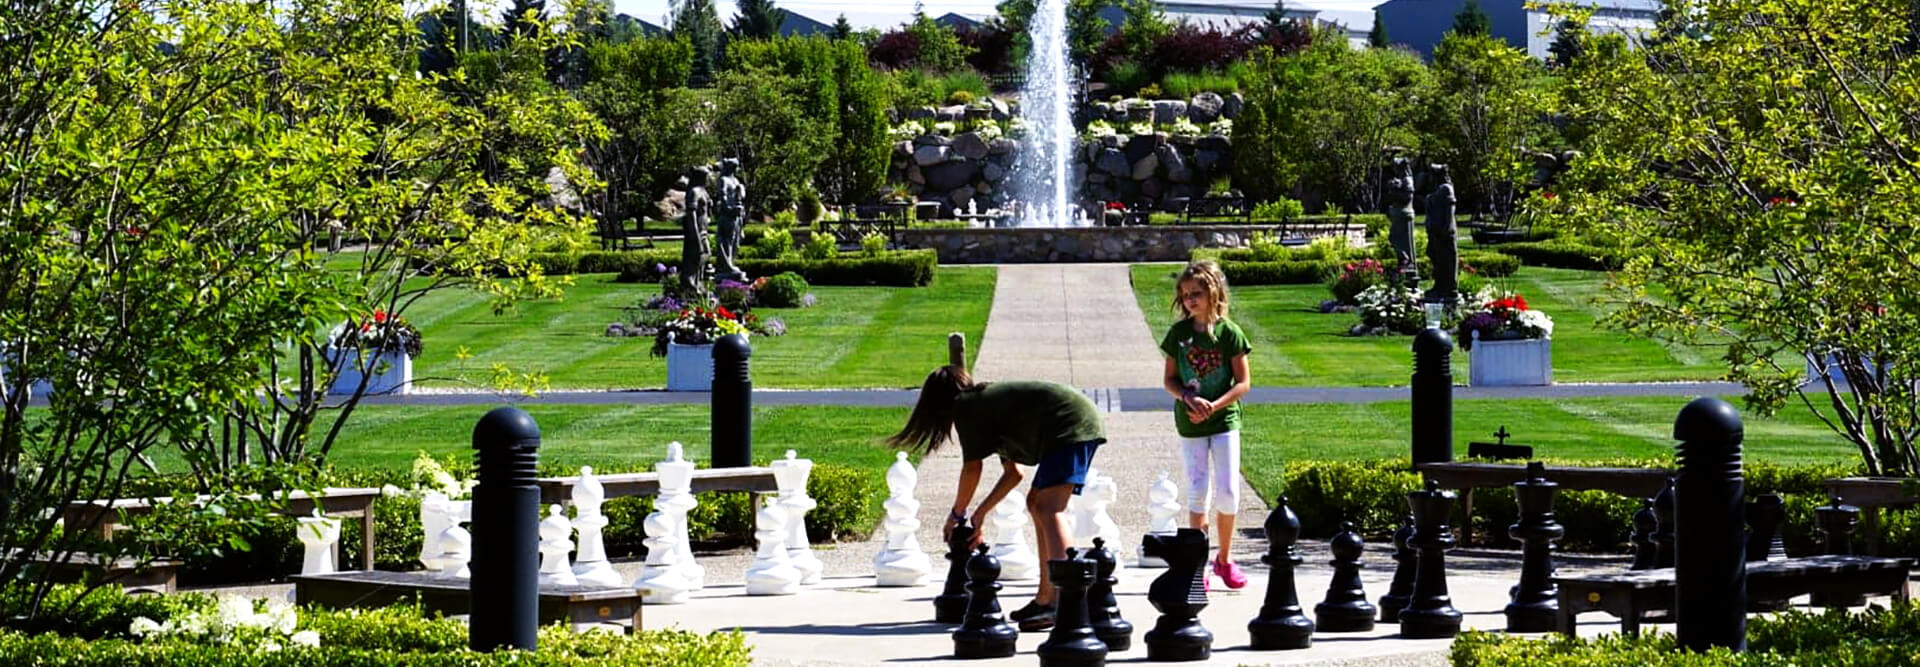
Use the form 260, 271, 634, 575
932, 121, 957, 136
715, 279, 753, 311
972, 120, 1004, 142
889, 120, 925, 141
1009, 116, 1029, 137
1207, 118, 1232, 136
754, 272, 811, 308
1457, 288, 1554, 349
860, 231, 888, 257
130, 596, 319, 651
801, 230, 837, 260
651, 306, 752, 357
1328, 258, 1388, 305
327, 309, 422, 358
1169, 117, 1202, 137
755, 228, 794, 258
1086, 120, 1117, 139
1254, 197, 1305, 221
1354, 284, 1427, 335
1128, 121, 1154, 136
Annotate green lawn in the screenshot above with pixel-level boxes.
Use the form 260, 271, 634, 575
401, 266, 995, 390
1131, 263, 1731, 386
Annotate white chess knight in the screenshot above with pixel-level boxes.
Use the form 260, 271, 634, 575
634, 442, 702, 604
435, 522, 472, 579
296, 513, 341, 575
1138, 471, 1183, 568
1070, 467, 1124, 570
872, 451, 933, 586
770, 450, 823, 585
537, 503, 578, 587
743, 497, 802, 595
570, 466, 623, 587
418, 491, 457, 571
987, 488, 1039, 582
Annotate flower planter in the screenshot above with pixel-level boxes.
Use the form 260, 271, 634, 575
1469, 333, 1552, 386
1806, 352, 1879, 388
666, 342, 715, 392
327, 347, 413, 396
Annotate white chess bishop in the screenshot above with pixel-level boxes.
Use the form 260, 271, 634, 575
634, 442, 702, 604
537, 504, 578, 586
872, 451, 933, 586
987, 488, 1039, 582
1072, 467, 1124, 570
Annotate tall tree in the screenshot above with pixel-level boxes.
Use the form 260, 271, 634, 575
833, 13, 854, 40
1417, 32, 1548, 218
1119, 0, 1172, 66
1368, 10, 1389, 48
671, 0, 725, 86
904, 7, 975, 72
502, 0, 546, 39
1259, 0, 1313, 55
1547, 17, 1585, 67
1450, 0, 1490, 37
731, 0, 787, 40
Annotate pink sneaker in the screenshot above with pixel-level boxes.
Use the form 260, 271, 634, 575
1213, 560, 1248, 590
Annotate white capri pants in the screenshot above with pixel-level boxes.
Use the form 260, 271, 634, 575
1179, 430, 1241, 516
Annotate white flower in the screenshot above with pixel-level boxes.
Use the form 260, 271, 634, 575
290, 630, 321, 648
1207, 118, 1233, 135
262, 603, 298, 635
1086, 120, 1117, 138
261, 640, 282, 652
1170, 117, 1202, 137
129, 617, 162, 637
1517, 309, 1555, 337
888, 120, 924, 141
216, 596, 257, 632
933, 121, 957, 136
1128, 121, 1154, 136
380, 484, 405, 498
973, 121, 1004, 141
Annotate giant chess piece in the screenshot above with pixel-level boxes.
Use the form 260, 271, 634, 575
745, 494, 803, 595
1143, 528, 1213, 661
1377, 516, 1416, 623
679, 167, 713, 298
570, 466, 623, 587
1036, 548, 1107, 667
1810, 503, 1864, 608
1250, 497, 1314, 650
1138, 471, 1182, 568
419, 491, 456, 572
1505, 462, 1563, 633
1086, 537, 1133, 651
297, 513, 341, 575
988, 488, 1040, 582
1400, 480, 1462, 639
538, 503, 579, 587
1384, 156, 1419, 283
1629, 498, 1658, 570
935, 518, 976, 624
436, 521, 472, 579
1745, 493, 1788, 562
713, 158, 749, 282
660, 443, 705, 591
1652, 479, 1677, 569
634, 442, 701, 604
772, 450, 824, 585
1314, 521, 1376, 633
1422, 163, 1459, 305
953, 545, 1019, 659
874, 451, 934, 586
1075, 469, 1123, 570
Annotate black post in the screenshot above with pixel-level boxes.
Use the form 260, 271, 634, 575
1378, 516, 1416, 623
711, 333, 751, 468
1505, 461, 1563, 633
935, 519, 975, 624
947, 332, 966, 370
1314, 521, 1375, 632
1249, 496, 1313, 649
1672, 397, 1746, 653
1411, 328, 1454, 465
1399, 480, 1462, 639
469, 407, 542, 652
1653, 480, 1677, 569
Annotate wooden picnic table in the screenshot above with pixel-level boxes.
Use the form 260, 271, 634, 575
61, 487, 382, 572
1554, 555, 1913, 636
1824, 476, 1920, 555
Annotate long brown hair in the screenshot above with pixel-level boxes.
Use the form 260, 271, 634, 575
1171, 259, 1231, 321
885, 365, 979, 455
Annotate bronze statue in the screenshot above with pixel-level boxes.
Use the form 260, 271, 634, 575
680, 167, 713, 298
1423, 164, 1458, 305
714, 158, 748, 282
1384, 156, 1418, 283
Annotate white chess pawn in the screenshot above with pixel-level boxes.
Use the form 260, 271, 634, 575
988, 488, 1039, 582
771, 450, 823, 585
656, 442, 704, 591
633, 508, 689, 604
297, 513, 341, 575
436, 524, 471, 579
1138, 471, 1182, 568
418, 491, 454, 571
538, 503, 578, 587
873, 451, 932, 586
570, 466, 622, 587
744, 498, 802, 595
1082, 470, 1124, 570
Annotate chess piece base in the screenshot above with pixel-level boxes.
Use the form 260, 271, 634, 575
1144, 620, 1212, 662
1036, 637, 1108, 667
1398, 608, 1463, 639
1248, 615, 1314, 650
953, 629, 1019, 659
1377, 594, 1410, 623
1504, 603, 1558, 633
1313, 602, 1377, 633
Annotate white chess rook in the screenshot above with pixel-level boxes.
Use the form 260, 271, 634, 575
873, 451, 933, 586
538, 503, 578, 587
570, 466, 623, 587
744, 498, 802, 595
772, 450, 824, 585
297, 514, 341, 575
988, 488, 1039, 582
1138, 471, 1182, 568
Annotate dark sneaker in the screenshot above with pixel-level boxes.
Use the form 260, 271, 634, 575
1017, 610, 1057, 632
1009, 601, 1055, 623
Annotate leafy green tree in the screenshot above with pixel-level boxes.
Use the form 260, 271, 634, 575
1368, 10, 1390, 48
1417, 32, 1549, 218
1539, 0, 1920, 476
1451, 0, 1491, 37
1120, 0, 1173, 66
727, 37, 891, 206
1232, 45, 1315, 202
1547, 17, 1586, 67
672, 0, 726, 85
714, 66, 831, 213
503, 0, 547, 39
996, 0, 1112, 67
731, 0, 787, 40
905, 7, 975, 72
582, 38, 718, 236
1297, 41, 1429, 212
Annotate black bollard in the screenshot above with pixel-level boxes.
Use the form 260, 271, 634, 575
1810, 503, 1864, 608
1314, 521, 1376, 632
1745, 493, 1788, 562
1652, 479, 1677, 569
1249, 497, 1313, 649
1142, 528, 1213, 661
1411, 328, 1454, 465
1672, 397, 1746, 653
1400, 480, 1462, 639
1036, 548, 1107, 667
1086, 537, 1133, 652
1629, 499, 1658, 570
469, 407, 542, 652
1378, 516, 1416, 623
711, 333, 752, 468
953, 545, 1018, 659
947, 332, 966, 369
1505, 461, 1563, 633
934, 518, 975, 624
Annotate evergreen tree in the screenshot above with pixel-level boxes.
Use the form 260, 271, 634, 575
1263, 0, 1288, 27
1450, 0, 1490, 37
672, 0, 725, 86
502, 0, 545, 40
1547, 17, 1585, 67
1368, 10, 1389, 48
833, 13, 854, 40
731, 0, 786, 40
1258, 0, 1312, 53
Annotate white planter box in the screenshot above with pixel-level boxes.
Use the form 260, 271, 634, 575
1806, 352, 1880, 389
327, 347, 413, 396
666, 342, 714, 392
1469, 334, 1552, 386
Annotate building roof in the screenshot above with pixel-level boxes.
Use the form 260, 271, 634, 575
934, 12, 991, 32
610, 12, 666, 37
779, 10, 833, 36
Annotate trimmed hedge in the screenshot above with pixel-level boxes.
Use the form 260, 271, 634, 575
1452, 601, 1920, 666
522, 249, 937, 286
1491, 241, 1630, 271
1212, 251, 1518, 286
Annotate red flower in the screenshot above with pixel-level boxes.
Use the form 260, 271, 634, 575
1541, 191, 1557, 200
716, 306, 735, 320
372, 309, 389, 324
1106, 202, 1126, 210
124, 226, 144, 237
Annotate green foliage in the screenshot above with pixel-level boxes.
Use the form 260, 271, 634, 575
1368, 10, 1389, 48
1451, 0, 1491, 37
1233, 35, 1425, 209
947, 90, 976, 105
860, 232, 889, 257
801, 231, 839, 259
1120, 0, 1174, 65
1253, 198, 1306, 220
1219, 260, 1346, 285
1279, 459, 1420, 537
738, 250, 938, 286
1158, 70, 1238, 98
995, 0, 1113, 66
1327, 259, 1388, 305
727, 37, 891, 206
730, 0, 787, 40
1491, 241, 1627, 271
798, 464, 887, 541
905, 9, 976, 73
1106, 61, 1154, 94
714, 66, 830, 214
1419, 32, 1551, 217
582, 40, 718, 236
672, 0, 726, 86
755, 229, 796, 258
1453, 600, 1920, 666
756, 272, 812, 308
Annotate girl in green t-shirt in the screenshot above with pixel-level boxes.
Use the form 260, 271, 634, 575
1159, 259, 1253, 589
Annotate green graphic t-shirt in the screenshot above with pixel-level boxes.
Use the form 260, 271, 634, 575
1160, 317, 1251, 437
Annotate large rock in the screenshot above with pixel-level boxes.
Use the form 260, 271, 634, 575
1194, 149, 1227, 173
948, 186, 977, 208
1124, 99, 1153, 123
923, 160, 982, 192
913, 144, 950, 167
1092, 101, 1112, 120
936, 105, 967, 122
983, 162, 1007, 183
1141, 178, 1166, 199
1101, 133, 1126, 149
989, 138, 1018, 155
914, 134, 953, 147
1124, 133, 1159, 163
952, 132, 990, 161
1152, 100, 1188, 126
1131, 154, 1159, 181
1189, 92, 1225, 123
989, 97, 1012, 121
1157, 145, 1191, 183
1096, 148, 1131, 178
907, 163, 926, 184
1107, 103, 1130, 123
894, 140, 914, 158
1222, 92, 1244, 119
906, 106, 938, 120
1087, 171, 1109, 184
1197, 135, 1231, 152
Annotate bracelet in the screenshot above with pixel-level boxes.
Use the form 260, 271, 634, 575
949, 508, 967, 522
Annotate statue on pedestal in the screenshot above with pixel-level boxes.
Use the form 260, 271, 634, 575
680, 167, 713, 299
1422, 164, 1458, 305
1384, 156, 1418, 284
714, 158, 748, 282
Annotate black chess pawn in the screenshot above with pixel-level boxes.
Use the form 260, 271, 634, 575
1628, 498, 1658, 570
1036, 548, 1107, 667
1745, 493, 1788, 562
1378, 515, 1416, 623
1314, 521, 1376, 632
953, 544, 1018, 659
1505, 462, 1562, 633
1400, 480, 1463, 639
1811, 503, 1865, 608
934, 518, 975, 624
1142, 528, 1213, 661
1249, 496, 1314, 650
1085, 537, 1133, 652
1652, 479, 1676, 569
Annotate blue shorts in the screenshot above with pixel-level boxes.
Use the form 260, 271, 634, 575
1031, 439, 1104, 494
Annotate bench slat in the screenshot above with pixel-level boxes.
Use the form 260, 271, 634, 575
536, 467, 778, 506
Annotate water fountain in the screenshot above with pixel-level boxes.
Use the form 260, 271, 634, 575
1009, 0, 1087, 228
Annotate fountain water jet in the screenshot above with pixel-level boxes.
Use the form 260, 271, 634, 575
1009, 0, 1086, 228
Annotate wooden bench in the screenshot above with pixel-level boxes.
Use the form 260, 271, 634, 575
292, 570, 645, 632
1553, 555, 1914, 636
1179, 196, 1249, 224
535, 467, 777, 507
1416, 462, 1673, 545
1824, 476, 1920, 555
61, 487, 382, 572
11, 550, 182, 594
